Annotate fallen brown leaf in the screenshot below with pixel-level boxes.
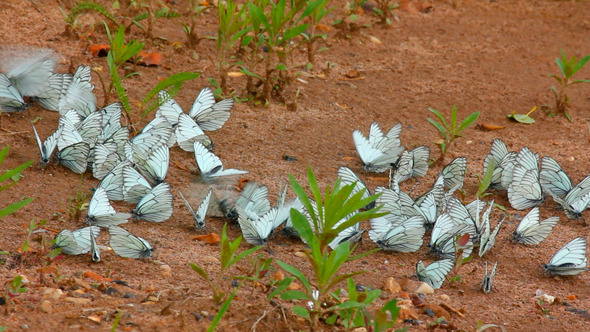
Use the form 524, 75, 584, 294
192, 233, 221, 245
137, 51, 163, 66
89, 44, 110, 57
477, 123, 505, 131
84, 271, 112, 282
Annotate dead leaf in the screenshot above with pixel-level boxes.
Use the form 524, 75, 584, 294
84, 271, 112, 282
228, 71, 244, 77
192, 233, 221, 245
137, 51, 163, 66
368, 35, 382, 45
89, 44, 110, 57
477, 123, 505, 131
345, 70, 360, 79
316, 23, 331, 32
87, 316, 101, 323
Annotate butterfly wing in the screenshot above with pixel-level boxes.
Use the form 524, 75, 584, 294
155, 90, 183, 126
540, 156, 573, 198
417, 259, 454, 289
132, 182, 173, 222
109, 226, 154, 259
188, 87, 216, 120
544, 237, 588, 275
192, 98, 233, 131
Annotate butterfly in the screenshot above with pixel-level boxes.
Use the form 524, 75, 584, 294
155, 90, 183, 126
370, 215, 425, 252
441, 157, 466, 190
53, 226, 101, 255
236, 206, 278, 245
230, 181, 271, 222
90, 227, 101, 262
478, 209, 504, 257
540, 156, 590, 219
393, 146, 430, 183
98, 160, 131, 201
122, 165, 152, 204
179, 189, 212, 230
100, 103, 123, 140
374, 186, 403, 218
353, 122, 404, 173
92, 143, 121, 180
175, 113, 212, 151
58, 65, 97, 117
328, 212, 365, 249
133, 143, 170, 185
282, 197, 305, 237
272, 184, 298, 231
109, 226, 154, 259
189, 88, 233, 131
132, 182, 174, 222
35, 72, 73, 111
482, 261, 498, 294
194, 141, 248, 180
508, 147, 544, 210
140, 115, 176, 148
512, 207, 559, 245
5, 50, 55, 98
0, 73, 26, 111
416, 259, 454, 289
32, 124, 61, 165
429, 213, 475, 259
56, 141, 90, 174
543, 237, 587, 276
86, 186, 131, 227
338, 166, 374, 209
483, 139, 517, 190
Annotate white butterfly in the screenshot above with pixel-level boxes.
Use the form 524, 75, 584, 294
482, 139, 517, 190
370, 216, 425, 252
86, 186, 131, 227
328, 212, 365, 249
338, 166, 374, 209
508, 147, 544, 210
122, 165, 152, 204
415, 173, 445, 216
540, 157, 590, 219
282, 197, 305, 237
543, 237, 587, 276
0, 73, 26, 111
5, 50, 55, 98
429, 213, 475, 259
76, 111, 103, 146
155, 90, 183, 126
56, 141, 90, 174
92, 143, 121, 180
374, 186, 403, 218
100, 103, 123, 140
416, 259, 454, 289
445, 197, 482, 242
98, 160, 131, 201
58, 65, 97, 117
134, 143, 170, 184
35, 72, 73, 111
482, 261, 498, 294
512, 207, 559, 245
478, 212, 504, 257
194, 141, 248, 180
394, 146, 430, 183
190, 88, 233, 131
175, 113, 212, 151
103, 126, 129, 158
109, 226, 154, 259
132, 182, 173, 222
178, 189, 212, 230
272, 184, 298, 231
441, 157, 466, 190
353, 122, 404, 173
141, 115, 176, 148
236, 206, 278, 245
368, 122, 403, 152
90, 227, 101, 262
231, 181, 271, 221
53, 226, 101, 255
32, 125, 61, 165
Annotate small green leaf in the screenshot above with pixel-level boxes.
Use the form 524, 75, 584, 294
268, 277, 294, 301
292, 305, 311, 320
207, 290, 236, 332
456, 111, 480, 133
280, 290, 310, 300
189, 263, 209, 281
0, 197, 33, 219
507, 112, 535, 124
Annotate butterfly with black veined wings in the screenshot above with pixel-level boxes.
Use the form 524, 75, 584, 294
56, 141, 90, 174
32, 124, 61, 165
416, 259, 454, 289
338, 166, 374, 209
478, 208, 504, 257
540, 156, 590, 219
508, 147, 544, 210
194, 141, 248, 180
282, 197, 305, 238
482, 139, 518, 190
236, 206, 278, 246
133, 143, 170, 185
5, 50, 56, 98
415, 173, 446, 216
155, 90, 183, 126
190, 88, 233, 131
353, 122, 404, 173
92, 143, 121, 180
35, 72, 73, 111
429, 213, 475, 259
100, 103, 123, 139
272, 184, 299, 231
328, 211, 366, 249
441, 157, 466, 190
374, 186, 403, 218
121, 165, 152, 204
179, 189, 212, 230
482, 261, 498, 294
543, 237, 588, 276
98, 160, 131, 201
370, 215, 425, 252
108, 226, 154, 259
131, 182, 173, 222
175, 113, 212, 151
512, 207, 559, 245
0, 73, 26, 111
393, 146, 430, 183
53, 226, 101, 255
58, 65, 97, 117
90, 227, 101, 262
86, 186, 131, 227
230, 181, 271, 222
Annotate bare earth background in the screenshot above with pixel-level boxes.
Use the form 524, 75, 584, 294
1, 0, 590, 330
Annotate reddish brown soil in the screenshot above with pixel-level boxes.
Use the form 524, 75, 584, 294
1, 0, 590, 331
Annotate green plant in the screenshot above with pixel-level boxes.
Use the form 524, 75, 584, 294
103, 24, 199, 124
0, 146, 33, 220
208, 290, 236, 332
235, 254, 274, 294
536, 298, 550, 317
269, 168, 385, 329
66, 179, 90, 222
21, 219, 47, 253
548, 50, 590, 121
128, 0, 182, 38
373, 0, 399, 25
190, 224, 261, 304
4, 275, 27, 313
302, 0, 331, 64
111, 310, 122, 332
475, 158, 495, 199
183, 0, 210, 47
427, 105, 480, 160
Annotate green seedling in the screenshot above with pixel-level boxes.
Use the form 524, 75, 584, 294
427, 105, 479, 160
373, 0, 399, 25
0, 146, 33, 220
183, 0, 209, 47
549, 50, 590, 122
235, 254, 274, 294
190, 224, 261, 304
476, 321, 508, 332
476, 158, 495, 199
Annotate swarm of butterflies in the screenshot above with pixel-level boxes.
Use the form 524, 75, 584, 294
4, 51, 587, 293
